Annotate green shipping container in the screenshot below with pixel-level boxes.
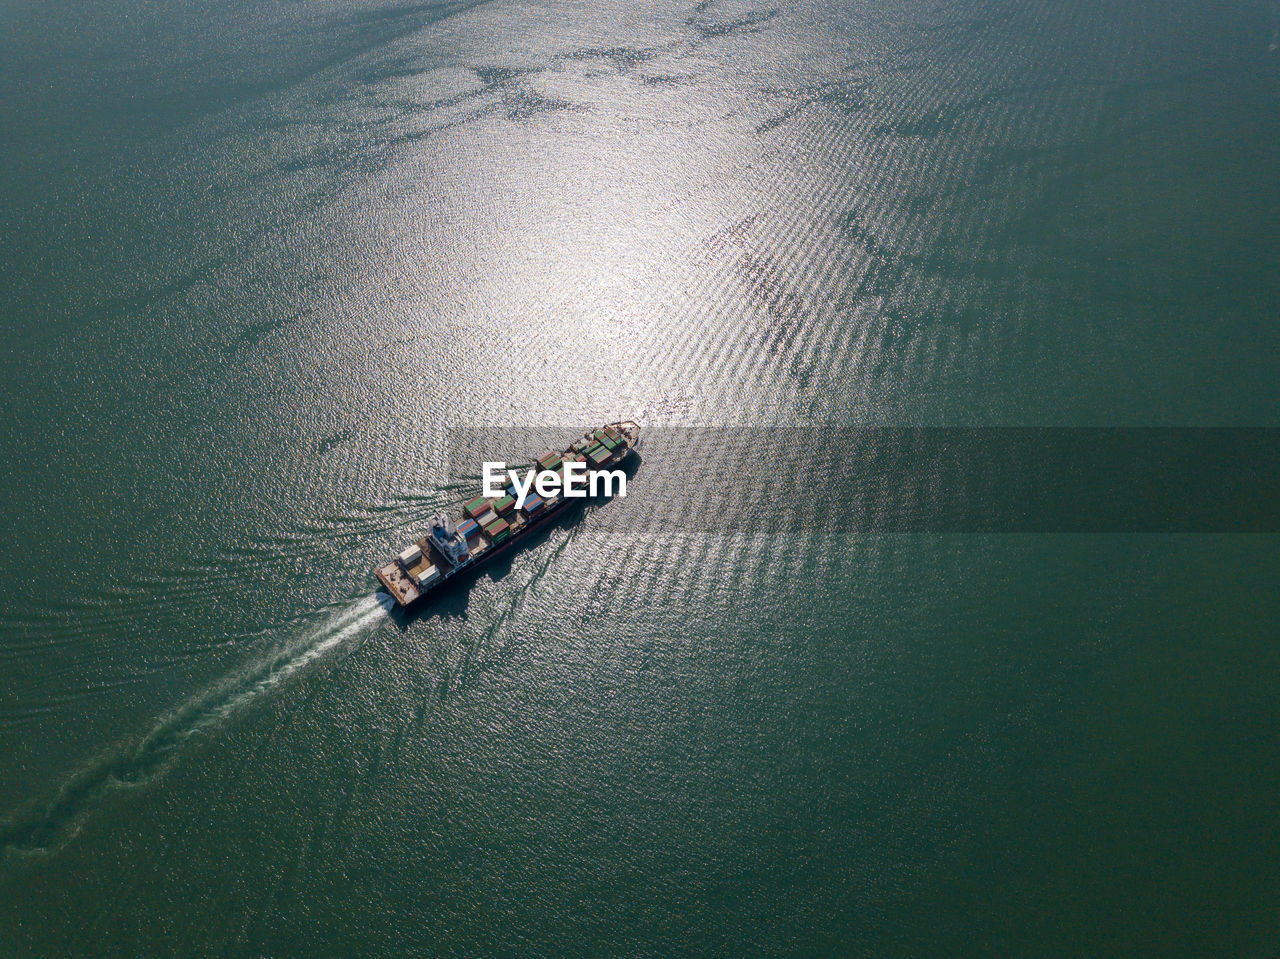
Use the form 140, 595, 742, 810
465, 497, 489, 517
494, 495, 515, 514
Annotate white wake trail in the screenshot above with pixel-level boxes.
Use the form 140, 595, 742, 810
2, 593, 393, 855
204, 593, 392, 726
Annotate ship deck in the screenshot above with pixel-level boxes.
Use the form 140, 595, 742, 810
375, 561, 420, 606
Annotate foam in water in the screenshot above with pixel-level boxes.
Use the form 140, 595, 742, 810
0, 594, 391, 856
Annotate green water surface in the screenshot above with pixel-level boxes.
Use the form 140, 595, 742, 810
2, 0, 1279, 954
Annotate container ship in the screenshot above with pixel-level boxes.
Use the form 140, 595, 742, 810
375, 422, 640, 608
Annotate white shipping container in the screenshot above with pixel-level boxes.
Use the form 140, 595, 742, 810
398, 544, 422, 566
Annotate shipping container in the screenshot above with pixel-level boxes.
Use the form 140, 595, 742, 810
495, 495, 515, 514
397, 544, 423, 566
465, 497, 490, 518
